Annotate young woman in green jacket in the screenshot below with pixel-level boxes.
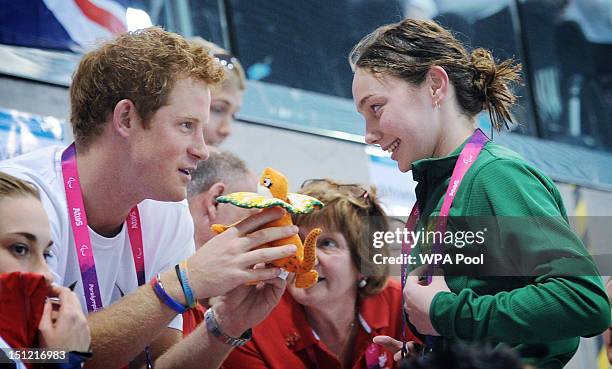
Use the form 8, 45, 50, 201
349, 18, 611, 369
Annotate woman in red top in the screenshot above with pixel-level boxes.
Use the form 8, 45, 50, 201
223, 179, 417, 369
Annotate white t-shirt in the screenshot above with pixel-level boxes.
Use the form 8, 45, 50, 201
0, 146, 196, 330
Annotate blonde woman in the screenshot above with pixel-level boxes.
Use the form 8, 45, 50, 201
191, 38, 247, 146
0, 171, 90, 368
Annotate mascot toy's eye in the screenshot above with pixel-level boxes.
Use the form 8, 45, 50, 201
263, 178, 272, 188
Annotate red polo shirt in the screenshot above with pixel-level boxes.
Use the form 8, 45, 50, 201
223, 279, 416, 369
183, 303, 206, 337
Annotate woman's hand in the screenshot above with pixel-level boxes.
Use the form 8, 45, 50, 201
372, 335, 419, 362
38, 284, 91, 352
403, 266, 451, 336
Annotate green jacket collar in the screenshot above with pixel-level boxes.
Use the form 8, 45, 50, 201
411, 135, 470, 186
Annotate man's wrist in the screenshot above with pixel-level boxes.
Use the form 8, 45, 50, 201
205, 307, 252, 347
159, 269, 187, 306
212, 304, 248, 337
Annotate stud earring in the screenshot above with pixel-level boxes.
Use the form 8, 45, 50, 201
358, 278, 367, 288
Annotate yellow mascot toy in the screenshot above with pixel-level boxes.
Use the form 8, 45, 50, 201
212, 167, 323, 288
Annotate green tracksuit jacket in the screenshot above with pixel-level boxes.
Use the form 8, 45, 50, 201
409, 137, 611, 369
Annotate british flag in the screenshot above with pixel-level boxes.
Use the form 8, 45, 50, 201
0, 0, 128, 51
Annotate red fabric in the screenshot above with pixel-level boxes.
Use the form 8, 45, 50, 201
74, 0, 127, 33
182, 303, 206, 337
223, 279, 418, 369
0, 272, 49, 368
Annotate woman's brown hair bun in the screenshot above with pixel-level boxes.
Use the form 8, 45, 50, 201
351, 19, 524, 132
470, 48, 522, 131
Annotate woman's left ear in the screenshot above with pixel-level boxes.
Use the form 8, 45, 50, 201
428, 66, 449, 106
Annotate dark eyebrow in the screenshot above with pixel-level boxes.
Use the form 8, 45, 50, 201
357, 94, 375, 111
11, 232, 37, 242
8, 232, 52, 248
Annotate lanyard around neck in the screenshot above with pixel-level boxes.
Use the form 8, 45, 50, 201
399, 129, 488, 354
61, 143, 146, 313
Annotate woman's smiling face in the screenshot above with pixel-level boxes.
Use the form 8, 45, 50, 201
352, 68, 441, 172
288, 225, 360, 306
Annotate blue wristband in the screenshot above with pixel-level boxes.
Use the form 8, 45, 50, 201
175, 262, 196, 308
151, 273, 186, 314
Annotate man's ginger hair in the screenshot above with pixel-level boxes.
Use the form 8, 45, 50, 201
70, 27, 224, 148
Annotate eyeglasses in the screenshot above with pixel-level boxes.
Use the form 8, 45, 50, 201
213, 53, 237, 71
300, 179, 369, 199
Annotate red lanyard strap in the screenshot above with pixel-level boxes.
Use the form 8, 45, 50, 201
61, 143, 146, 313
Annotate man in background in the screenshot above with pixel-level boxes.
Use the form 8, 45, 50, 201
188, 148, 258, 249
